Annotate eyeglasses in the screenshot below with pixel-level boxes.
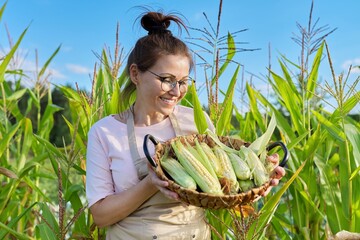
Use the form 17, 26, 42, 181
147, 70, 194, 93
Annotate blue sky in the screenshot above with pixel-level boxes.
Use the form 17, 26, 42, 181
1, 0, 359, 113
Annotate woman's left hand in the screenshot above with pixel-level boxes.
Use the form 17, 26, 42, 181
261, 153, 286, 197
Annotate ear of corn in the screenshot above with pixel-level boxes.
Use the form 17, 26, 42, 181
193, 138, 218, 179
239, 146, 269, 186
182, 139, 217, 179
171, 140, 223, 195
200, 142, 221, 177
238, 179, 255, 192
213, 146, 239, 194
160, 157, 197, 190
228, 152, 251, 180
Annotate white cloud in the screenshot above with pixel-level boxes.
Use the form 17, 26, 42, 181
66, 64, 92, 75
341, 58, 360, 74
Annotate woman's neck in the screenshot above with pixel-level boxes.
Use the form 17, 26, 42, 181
132, 103, 168, 127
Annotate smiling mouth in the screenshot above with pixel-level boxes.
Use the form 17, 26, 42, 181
160, 97, 177, 104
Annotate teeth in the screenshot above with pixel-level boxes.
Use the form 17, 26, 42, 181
161, 97, 176, 103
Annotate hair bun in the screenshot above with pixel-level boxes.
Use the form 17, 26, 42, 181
141, 12, 171, 35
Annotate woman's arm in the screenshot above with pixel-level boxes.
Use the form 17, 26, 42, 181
90, 175, 158, 228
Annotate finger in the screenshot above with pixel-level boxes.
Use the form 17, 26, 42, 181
271, 166, 285, 179
270, 178, 280, 186
262, 186, 273, 196
159, 187, 179, 200
266, 153, 279, 164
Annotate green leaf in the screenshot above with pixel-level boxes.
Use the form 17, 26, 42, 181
38, 45, 61, 78
18, 118, 33, 169
247, 159, 306, 239
0, 27, 28, 83
190, 83, 208, 133
216, 65, 239, 135
211, 32, 235, 85
249, 113, 277, 155
0, 222, 31, 240
0, 120, 22, 159
5, 88, 27, 101
306, 41, 324, 100
312, 110, 346, 141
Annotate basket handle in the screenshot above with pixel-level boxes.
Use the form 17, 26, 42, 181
143, 134, 159, 168
266, 142, 289, 167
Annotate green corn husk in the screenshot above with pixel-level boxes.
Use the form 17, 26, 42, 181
238, 179, 255, 192
200, 142, 222, 177
160, 157, 197, 190
171, 140, 223, 195
228, 152, 251, 180
239, 146, 269, 186
184, 138, 218, 180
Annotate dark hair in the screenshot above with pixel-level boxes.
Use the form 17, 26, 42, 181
120, 11, 193, 110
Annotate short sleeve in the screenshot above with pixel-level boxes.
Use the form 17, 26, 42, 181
86, 127, 115, 207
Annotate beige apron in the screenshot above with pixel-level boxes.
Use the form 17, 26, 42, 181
106, 111, 211, 240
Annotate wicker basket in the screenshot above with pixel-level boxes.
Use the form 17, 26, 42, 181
143, 133, 288, 210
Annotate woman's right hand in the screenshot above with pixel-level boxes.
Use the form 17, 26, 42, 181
147, 164, 180, 201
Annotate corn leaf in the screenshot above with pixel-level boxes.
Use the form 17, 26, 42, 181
38, 45, 61, 79
306, 41, 324, 100
331, 91, 360, 121
312, 110, 346, 142
216, 65, 239, 135
190, 83, 208, 134
0, 27, 28, 83
249, 113, 277, 155
211, 32, 235, 85
246, 160, 306, 239
246, 82, 266, 132
0, 222, 31, 240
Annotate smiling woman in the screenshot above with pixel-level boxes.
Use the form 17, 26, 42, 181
84, 9, 285, 240
85, 11, 215, 239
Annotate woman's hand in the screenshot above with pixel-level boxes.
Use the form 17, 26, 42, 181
261, 153, 286, 197
147, 164, 180, 201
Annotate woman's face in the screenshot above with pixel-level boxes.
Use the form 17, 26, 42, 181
133, 54, 191, 123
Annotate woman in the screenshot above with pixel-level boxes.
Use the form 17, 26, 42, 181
86, 11, 285, 239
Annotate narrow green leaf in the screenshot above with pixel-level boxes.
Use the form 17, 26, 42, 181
0, 27, 28, 83
312, 110, 346, 141
38, 45, 61, 78
0, 222, 31, 240
249, 113, 277, 155
246, 82, 266, 132
216, 65, 239, 135
18, 118, 33, 169
247, 160, 306, 238
0, 120, 22, 159
190, 83, 208, 133
306, 41, 324, 100
5, 88, 27, 101
211, 32, 235, 85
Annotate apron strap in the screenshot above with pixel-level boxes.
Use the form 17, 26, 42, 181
127, 108, 182, 180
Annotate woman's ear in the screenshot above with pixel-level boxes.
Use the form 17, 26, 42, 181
129, 64, 139, 85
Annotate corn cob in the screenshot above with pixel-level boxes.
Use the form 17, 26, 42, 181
239, 146, 269, 186
228, 152, 251, 180
171, 140, 223, 195
238, 179, 255, 192
199, 142, 221, 177
160, 157, 197, 190
213, 146, 239, 194
193, 138, 218, 179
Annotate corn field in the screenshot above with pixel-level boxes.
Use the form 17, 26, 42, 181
1, 1, 359, 239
